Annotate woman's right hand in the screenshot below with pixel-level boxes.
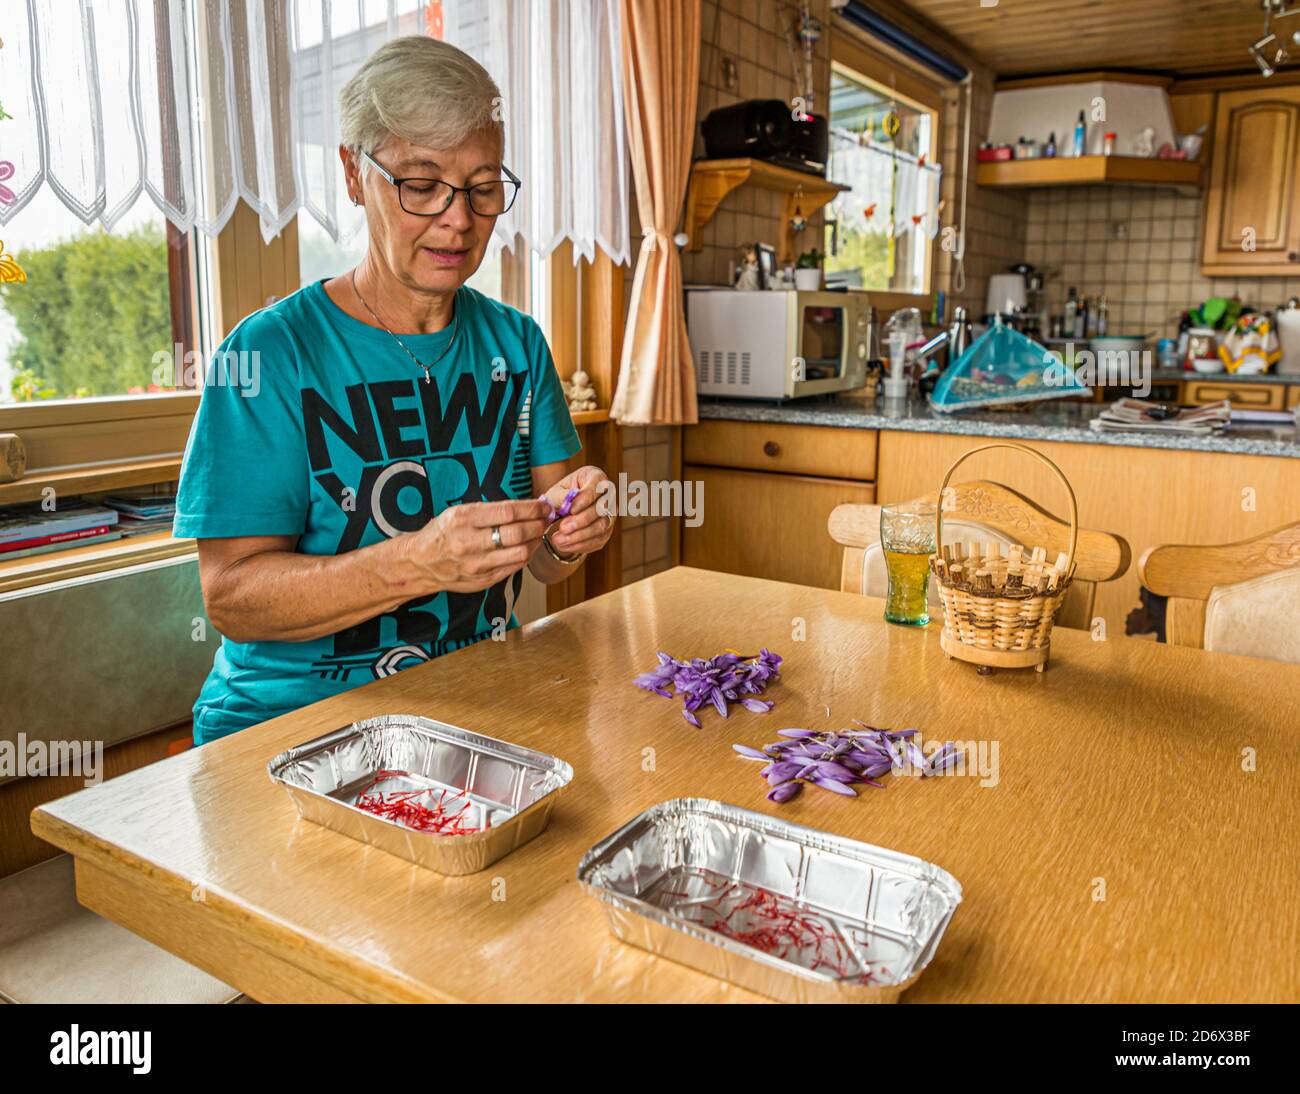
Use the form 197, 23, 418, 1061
401, 499, 549, 593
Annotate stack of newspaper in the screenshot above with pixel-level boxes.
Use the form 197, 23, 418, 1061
1089, 399, 1232, 435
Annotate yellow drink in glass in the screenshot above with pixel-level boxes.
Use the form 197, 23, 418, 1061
883, 547, 932, 626
880, 500, 936, 627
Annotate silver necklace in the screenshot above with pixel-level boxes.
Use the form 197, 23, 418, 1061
350, 268, 460, 384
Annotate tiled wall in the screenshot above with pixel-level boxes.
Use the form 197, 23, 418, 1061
1024, 185, 1300, 339
618, 425, 674, 584
686, 0, 833, 285
938, 73, 1031, 321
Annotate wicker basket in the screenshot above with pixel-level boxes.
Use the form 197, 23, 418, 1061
928, 441, 1078, 674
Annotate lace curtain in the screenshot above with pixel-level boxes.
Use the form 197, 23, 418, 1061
828, 139, 943, 240
0, 0, 629, 264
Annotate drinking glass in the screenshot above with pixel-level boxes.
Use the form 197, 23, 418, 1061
880, 500, 936, 626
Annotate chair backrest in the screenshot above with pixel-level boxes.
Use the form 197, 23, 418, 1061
1139, 521, 1300, 660
829, 480, 1131, 631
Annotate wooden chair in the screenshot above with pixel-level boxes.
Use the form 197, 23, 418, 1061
828, 480, 1131, 631
1139, 521, 1300, 661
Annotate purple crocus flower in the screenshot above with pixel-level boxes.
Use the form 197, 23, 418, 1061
634, 648, 782, 726
735, 721, 954, 805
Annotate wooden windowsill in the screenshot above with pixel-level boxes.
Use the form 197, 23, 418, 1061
0, 457, 183, 506
571, 409, 610, 427
0, 390, 200, 430
0, 531, 194, 596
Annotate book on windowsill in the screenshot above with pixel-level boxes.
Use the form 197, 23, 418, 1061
104, 493, 177, 519
113, 513, 176, 537
0, 501, 119, 545
0, 528, 124, 561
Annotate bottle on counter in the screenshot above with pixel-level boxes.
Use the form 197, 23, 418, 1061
1074, 110, 1087, 157
1063, 287, 1078, 339
1075, 293, 1090, 340
1096, 296, 1108, 337
1045, 131, 1057, 158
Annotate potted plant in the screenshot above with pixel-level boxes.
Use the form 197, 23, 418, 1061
794, 249, 823, 291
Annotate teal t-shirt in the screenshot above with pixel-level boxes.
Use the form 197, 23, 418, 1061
174, 280, 581, 744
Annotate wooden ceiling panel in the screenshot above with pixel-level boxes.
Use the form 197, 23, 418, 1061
899, 0, 1280, 76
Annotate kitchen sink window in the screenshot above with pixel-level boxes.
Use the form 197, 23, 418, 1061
823, 63, 940, 298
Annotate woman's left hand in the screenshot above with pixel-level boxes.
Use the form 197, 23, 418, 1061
542, 465, 616, 558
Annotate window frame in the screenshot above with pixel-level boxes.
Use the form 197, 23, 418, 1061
828, 32, 945, 312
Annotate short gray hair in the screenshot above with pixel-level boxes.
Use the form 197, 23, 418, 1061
339, 36, 503, 161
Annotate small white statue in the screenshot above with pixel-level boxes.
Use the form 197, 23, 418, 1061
735, 247, 761, 291
566, 369, 598, 412
1133, 126, 1157, 157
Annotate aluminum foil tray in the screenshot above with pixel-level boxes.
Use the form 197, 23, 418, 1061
577, 798, 961, 1002
268, 714, 573, 876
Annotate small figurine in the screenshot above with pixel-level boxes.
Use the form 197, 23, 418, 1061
566, 368, 598, 412
1218, 314, 1281, 375
1133, 126, 1157, 157
734, 246, 761, 290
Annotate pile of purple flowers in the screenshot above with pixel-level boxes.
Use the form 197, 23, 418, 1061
733, 723, 960, 804
633, 649, 782, 727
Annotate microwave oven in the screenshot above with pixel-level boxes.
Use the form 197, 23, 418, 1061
686, 289, 870, 400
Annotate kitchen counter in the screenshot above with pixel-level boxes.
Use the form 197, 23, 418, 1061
698, 396, 1300, 458
30, 567, 1300, 1002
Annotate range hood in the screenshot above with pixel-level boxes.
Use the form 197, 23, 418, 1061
988, 75, 1180, 158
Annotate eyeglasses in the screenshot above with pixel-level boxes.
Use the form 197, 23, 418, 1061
361, 151, 520, 217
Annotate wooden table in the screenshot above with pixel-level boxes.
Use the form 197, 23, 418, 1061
32, 567, 1300, 1003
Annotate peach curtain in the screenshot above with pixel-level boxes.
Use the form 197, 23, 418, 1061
610, 0, 701, 425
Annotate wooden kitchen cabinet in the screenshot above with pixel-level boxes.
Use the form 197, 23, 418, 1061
1288, 385, 1300, 409
1182, 379, 1285, 409
684, 420, 878, 480
1202, 85, 1300, 275
682, 465, 874, 590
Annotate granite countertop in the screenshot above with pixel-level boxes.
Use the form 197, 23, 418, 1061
697, 397, 1300, 459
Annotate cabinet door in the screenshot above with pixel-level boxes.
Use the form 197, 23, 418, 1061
1202, 87, 1300, 274
681, 465, 874, 590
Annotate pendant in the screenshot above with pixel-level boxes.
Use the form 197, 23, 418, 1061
422, 367, 431, 384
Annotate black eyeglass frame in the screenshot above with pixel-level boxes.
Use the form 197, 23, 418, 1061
360, 150, 521, 217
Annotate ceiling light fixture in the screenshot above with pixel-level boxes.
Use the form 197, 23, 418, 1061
1252, 1, 1300, 76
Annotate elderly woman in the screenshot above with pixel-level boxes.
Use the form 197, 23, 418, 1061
174, 36, 614, 744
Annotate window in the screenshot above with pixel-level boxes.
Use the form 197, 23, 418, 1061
823, 61, 941, 298
0, 196, 184, 404
290, 0, 526, 311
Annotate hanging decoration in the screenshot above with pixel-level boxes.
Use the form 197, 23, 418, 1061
796, 6, 821, 114
0, 241, 26, 283
0, 30, 23, 282
783, 2, 822, 115
789, 186, 808, 235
